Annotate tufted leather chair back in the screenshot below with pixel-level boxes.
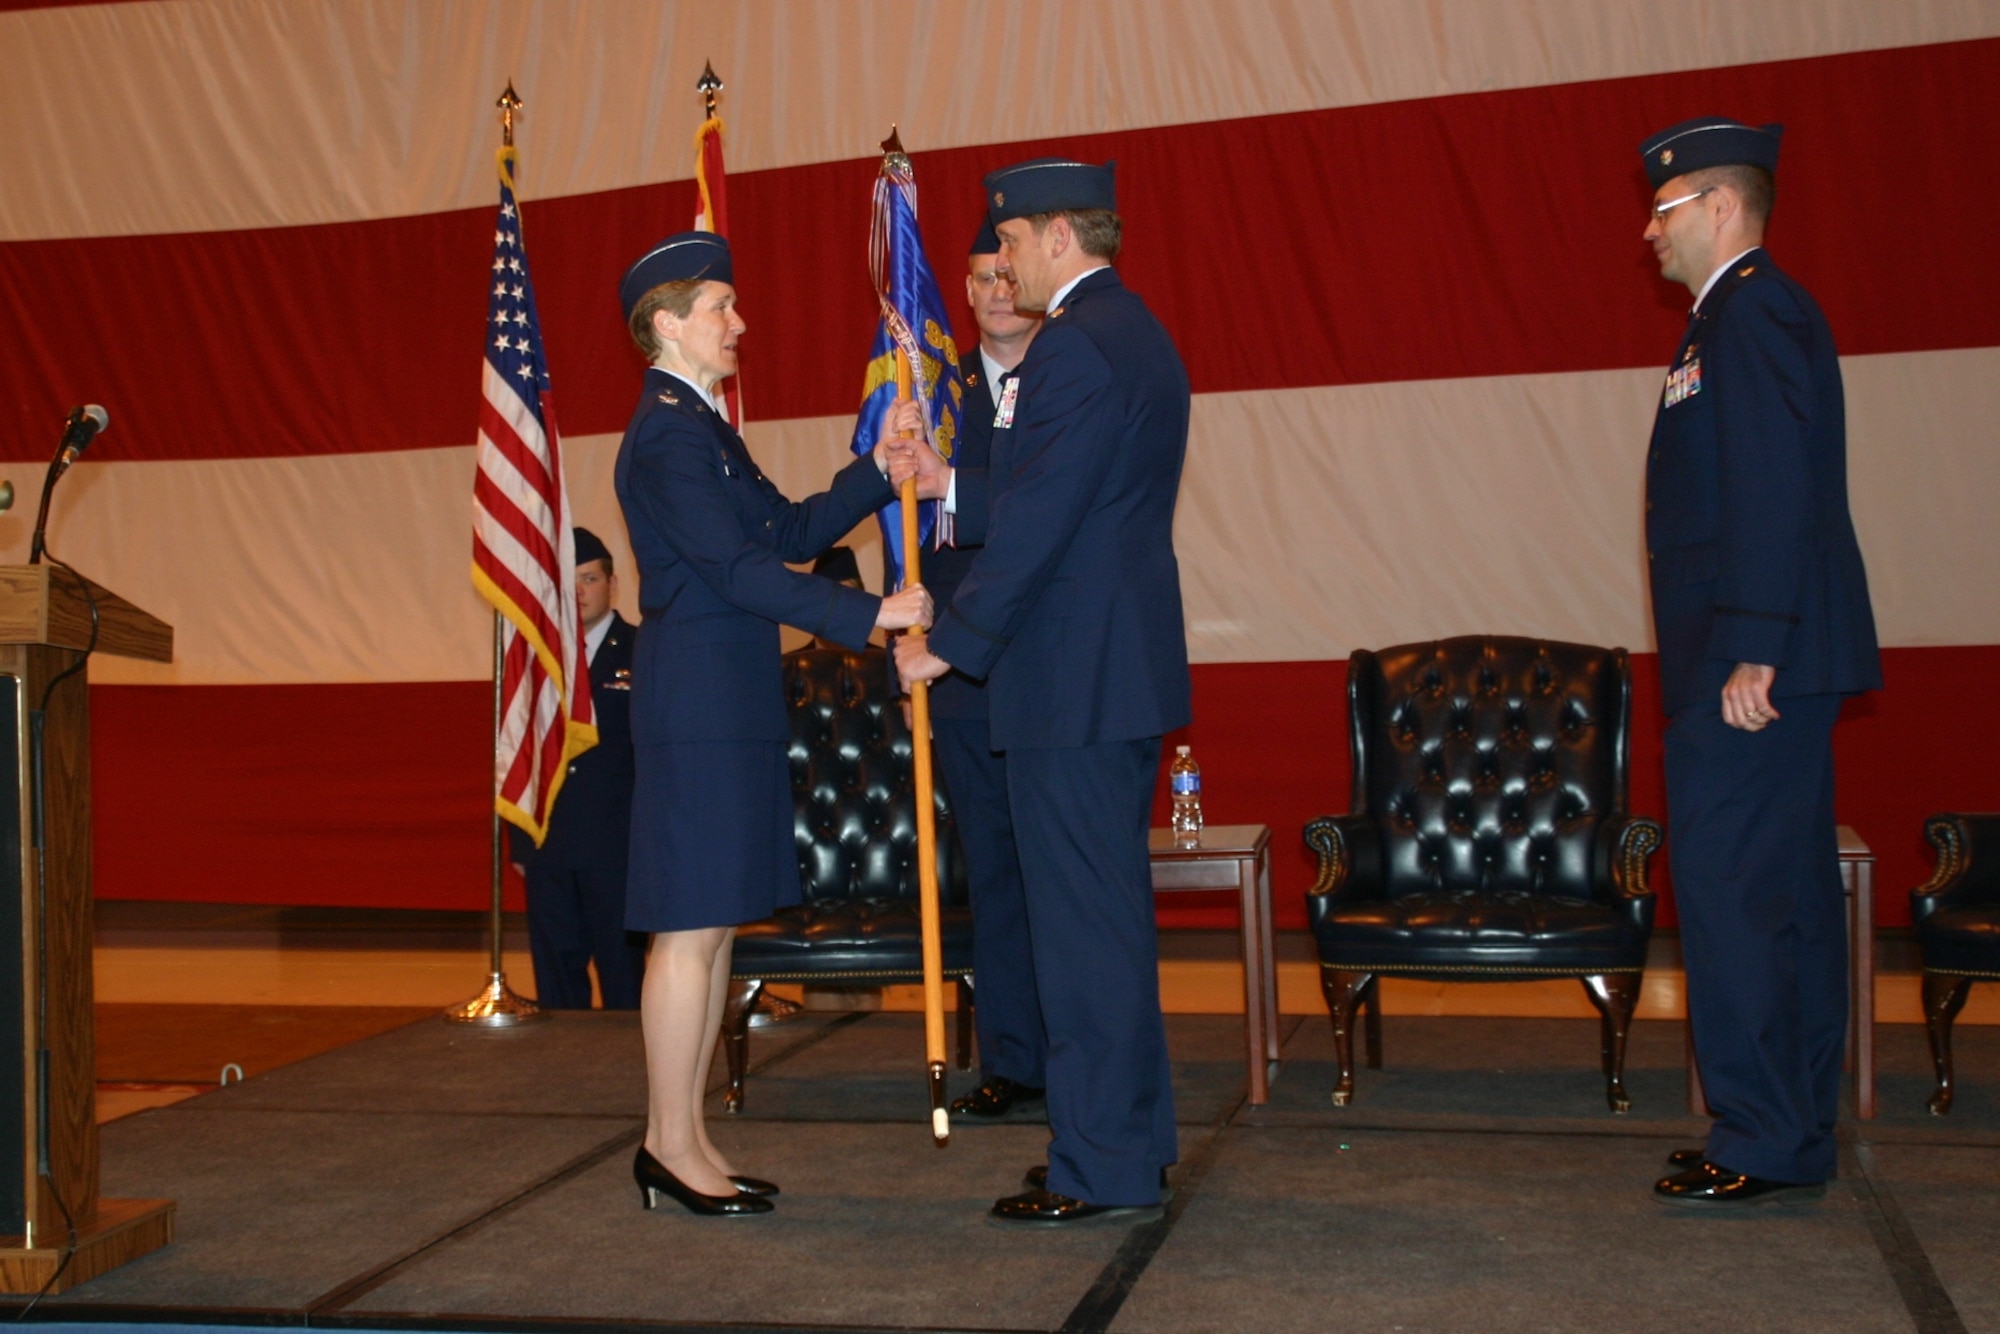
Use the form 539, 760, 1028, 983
784, 645, 967, 907
1350, 636, 1630, 901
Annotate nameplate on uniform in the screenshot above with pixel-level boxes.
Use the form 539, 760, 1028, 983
608, 668, 632, 691
1663, 357, 1702, 408
994, 377, 1019, 429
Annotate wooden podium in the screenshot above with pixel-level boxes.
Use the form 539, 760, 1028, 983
0, 566, 174, 1293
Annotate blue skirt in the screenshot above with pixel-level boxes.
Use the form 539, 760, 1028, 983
625, 740, 801, 933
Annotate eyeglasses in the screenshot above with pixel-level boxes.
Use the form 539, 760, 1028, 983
969, 270, 1014, 290
1649, 186, 1714, 224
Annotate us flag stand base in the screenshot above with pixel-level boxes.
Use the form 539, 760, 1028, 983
445, 972, 543, 1028
446, 610, 545, 1028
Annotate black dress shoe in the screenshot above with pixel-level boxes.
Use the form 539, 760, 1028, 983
731, 1175, 780, 1197
990, 1188, 1163, 1227
633, 1147, 773, 1216
1665, 1147, 1706, 1170
1024, 1164, 1173, 1197
1653, 1161, 1826, 1209
951, 1076, 1045, 1119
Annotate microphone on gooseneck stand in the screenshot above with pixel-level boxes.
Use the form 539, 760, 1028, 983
30, 404, 109, 565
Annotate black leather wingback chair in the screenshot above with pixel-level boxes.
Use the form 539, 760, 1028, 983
1910, 813, 2000, 1115
1303, 637, 1663, 1112
721, 645, 974, 1112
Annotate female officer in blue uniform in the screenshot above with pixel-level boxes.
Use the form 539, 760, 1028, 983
613, 233, 933, 1217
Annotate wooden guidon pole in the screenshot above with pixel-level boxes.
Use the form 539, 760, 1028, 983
895, 348, 951, 1145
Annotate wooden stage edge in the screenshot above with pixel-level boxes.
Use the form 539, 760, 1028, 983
0, 1197, 174, 1295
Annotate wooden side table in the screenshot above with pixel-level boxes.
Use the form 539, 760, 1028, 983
1150, 824, 1279, 1104
1684, 824, 1876, 1120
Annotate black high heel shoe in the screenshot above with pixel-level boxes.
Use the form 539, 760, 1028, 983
731, 1175, 780, 1197
633, 1147, 773, 1216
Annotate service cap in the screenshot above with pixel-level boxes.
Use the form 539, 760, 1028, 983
969, 217, 1001, 255
573, 526, 612, 568
983, 158, 1117, 224
619, 232, 732, 320
1640, 118, 1783, 189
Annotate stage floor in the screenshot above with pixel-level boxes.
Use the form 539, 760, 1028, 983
21, 1003, 2000, 1332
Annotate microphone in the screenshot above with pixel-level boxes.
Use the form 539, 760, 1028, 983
56, 404, 109, 468
31, 403, 110, 565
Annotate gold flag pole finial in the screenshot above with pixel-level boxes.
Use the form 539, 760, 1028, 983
881, 124, 909, 172
697, 60, 723, 118
497, 80, 523, 147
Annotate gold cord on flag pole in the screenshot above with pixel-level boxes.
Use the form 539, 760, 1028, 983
895, 346, 951, 1144
447, 83, 545, 1028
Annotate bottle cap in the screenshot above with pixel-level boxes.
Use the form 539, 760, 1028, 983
1176, 745, 1189, 756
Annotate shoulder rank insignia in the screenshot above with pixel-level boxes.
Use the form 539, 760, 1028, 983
656, 390, 679, 406
1048, 306, 1066, 320
965, 370, 980, 388
1737, 265, 1757, 277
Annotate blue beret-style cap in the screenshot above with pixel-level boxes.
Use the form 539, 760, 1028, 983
970, 217, 1001, 255
573, 526, 611, 567
1640, 118, 1783, 189
983, 158, 1117, 224
619, 232, 733, 319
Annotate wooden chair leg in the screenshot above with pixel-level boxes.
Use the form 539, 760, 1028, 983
1922, 972, 1974, 1116
721, 978, 763, 1114
1321, 968, 1374, 1106
954, 976, 975, 1071
1362, 975, 1384, 1069
1582, 973, 1641, 1114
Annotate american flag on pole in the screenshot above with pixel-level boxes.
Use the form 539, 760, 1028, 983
471, 142, 596, 845
693, 101, 743, 430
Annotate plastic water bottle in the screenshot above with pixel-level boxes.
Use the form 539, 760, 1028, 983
1170, 745, 1203, 846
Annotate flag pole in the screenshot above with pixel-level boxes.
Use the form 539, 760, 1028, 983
447, 82, 545, 1028
895, 343, 950, 1145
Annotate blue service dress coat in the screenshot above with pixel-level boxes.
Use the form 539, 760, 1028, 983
1646, 247, 1880, 713
928, 269, 1193, 747
1646, 247, 1881, 1185
507, 611, 646, 1007
614, 366, 892, 932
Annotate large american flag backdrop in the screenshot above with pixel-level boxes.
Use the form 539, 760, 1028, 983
1, 1, 1996, 926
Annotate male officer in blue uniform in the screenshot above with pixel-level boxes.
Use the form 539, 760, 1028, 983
898, 159, 1192, 1225
1635, 118, 1880, 1208
934, 220, 1047, 1122
508, 526, 646, 1009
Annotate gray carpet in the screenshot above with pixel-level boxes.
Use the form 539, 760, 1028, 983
29, 1007, 2000, 1332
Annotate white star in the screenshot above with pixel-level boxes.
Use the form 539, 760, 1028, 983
508, 257, 522, 273
494, 333, 510, 350
492, 258, 505, 272
511, 284, 525, 299
501, 203, 516, 218
493, 283, 506, 297
494, 229, 506, 246
513, 310, 530, 326
516, 362, 535, 380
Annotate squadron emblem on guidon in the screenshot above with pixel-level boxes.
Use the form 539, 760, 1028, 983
993, 377, 1020, 429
